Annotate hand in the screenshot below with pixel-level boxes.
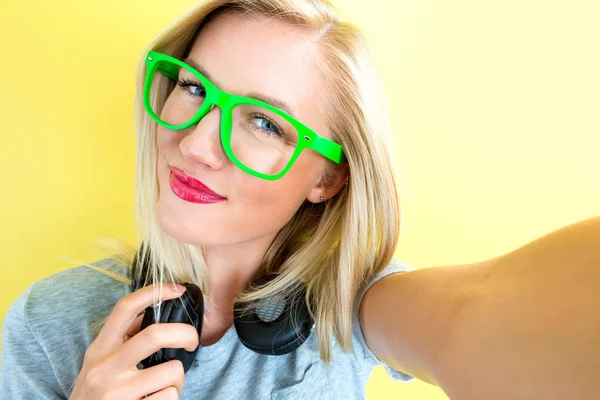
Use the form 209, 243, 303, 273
69, 282, 200, 400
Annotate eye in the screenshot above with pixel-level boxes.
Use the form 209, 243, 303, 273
177, 79, 206, 98
252, 116, 280, 134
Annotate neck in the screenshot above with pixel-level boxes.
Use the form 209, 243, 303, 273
196, 231, 278, 330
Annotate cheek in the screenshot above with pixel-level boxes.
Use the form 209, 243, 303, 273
156, 127, 185, 169
243, 159, 318, 215
240, 177, 303, 220
226, 168, 313, 237
157, 127, 176, 152
156, 128, 181, 188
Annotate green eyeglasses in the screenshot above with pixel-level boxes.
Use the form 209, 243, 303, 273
143, 51, 346, 180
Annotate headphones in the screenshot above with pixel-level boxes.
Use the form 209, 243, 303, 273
131, 244, 314, 373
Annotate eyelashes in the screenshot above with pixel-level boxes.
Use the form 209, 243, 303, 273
176, 79, 206, 97
249, 112, 284, 137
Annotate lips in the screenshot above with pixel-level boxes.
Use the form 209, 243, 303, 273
169, 166, 226, 199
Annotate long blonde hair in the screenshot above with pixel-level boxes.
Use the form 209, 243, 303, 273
83, 0, 401, 364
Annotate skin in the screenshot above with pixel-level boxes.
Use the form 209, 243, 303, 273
360, 216, 600, 398
155, 12, 348, 345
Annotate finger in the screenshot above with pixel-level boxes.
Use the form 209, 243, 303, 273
111, 360, 185, 400
125, 313, 144, 341
118, 322, 200, 369
96, 283, 187, 352
144, 386, 179, 400
136, 360, 185, 397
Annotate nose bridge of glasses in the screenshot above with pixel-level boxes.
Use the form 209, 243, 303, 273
212, 89, 230, 108
200, 90, 230, 122
195, 91, 227, 129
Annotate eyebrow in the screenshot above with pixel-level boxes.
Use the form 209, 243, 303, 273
182, 57, 296, 117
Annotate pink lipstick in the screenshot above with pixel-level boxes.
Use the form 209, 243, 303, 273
169, 166, 226, 204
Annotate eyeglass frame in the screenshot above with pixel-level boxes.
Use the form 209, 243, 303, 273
143, 51, 346, 181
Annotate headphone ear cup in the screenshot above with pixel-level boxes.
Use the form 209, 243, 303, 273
139, 304, 164, 368
132, 245, 204, 373
233, 276, 314, 355
139, 283, 204, 373
160, 283, 204, 373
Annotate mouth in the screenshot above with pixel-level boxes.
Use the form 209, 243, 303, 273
169, 166, 227, 203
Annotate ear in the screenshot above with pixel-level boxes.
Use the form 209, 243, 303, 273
307, 161, 349, 204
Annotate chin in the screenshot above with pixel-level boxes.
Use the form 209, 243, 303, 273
155, 202, 223, 246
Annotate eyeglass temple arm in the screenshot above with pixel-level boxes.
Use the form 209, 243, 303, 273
312, 135, 346, 164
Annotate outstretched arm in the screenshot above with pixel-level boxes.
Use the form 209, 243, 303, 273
360, 216, 600, 399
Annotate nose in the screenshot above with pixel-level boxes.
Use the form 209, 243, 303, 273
178, 104, 227, 170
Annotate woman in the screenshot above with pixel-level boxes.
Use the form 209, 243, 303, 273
1, 0, 598, 399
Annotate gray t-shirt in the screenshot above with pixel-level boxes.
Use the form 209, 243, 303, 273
0, 256, 415, 399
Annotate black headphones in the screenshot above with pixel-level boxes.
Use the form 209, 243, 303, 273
131, 244, 314, 373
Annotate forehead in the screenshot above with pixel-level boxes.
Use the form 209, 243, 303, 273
185, 12, 331, 138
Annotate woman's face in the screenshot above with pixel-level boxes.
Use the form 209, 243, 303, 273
156, 12, 340, 247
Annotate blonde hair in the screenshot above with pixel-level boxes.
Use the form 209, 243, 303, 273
83, 0, 401, 364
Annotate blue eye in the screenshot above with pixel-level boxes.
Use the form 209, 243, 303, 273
250, 114, 283, 138
253, 117, 278, 133
176, 79, 206, 97
190, 86, 205, 97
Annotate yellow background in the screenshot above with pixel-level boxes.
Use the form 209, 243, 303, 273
1, 0, 599, 398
